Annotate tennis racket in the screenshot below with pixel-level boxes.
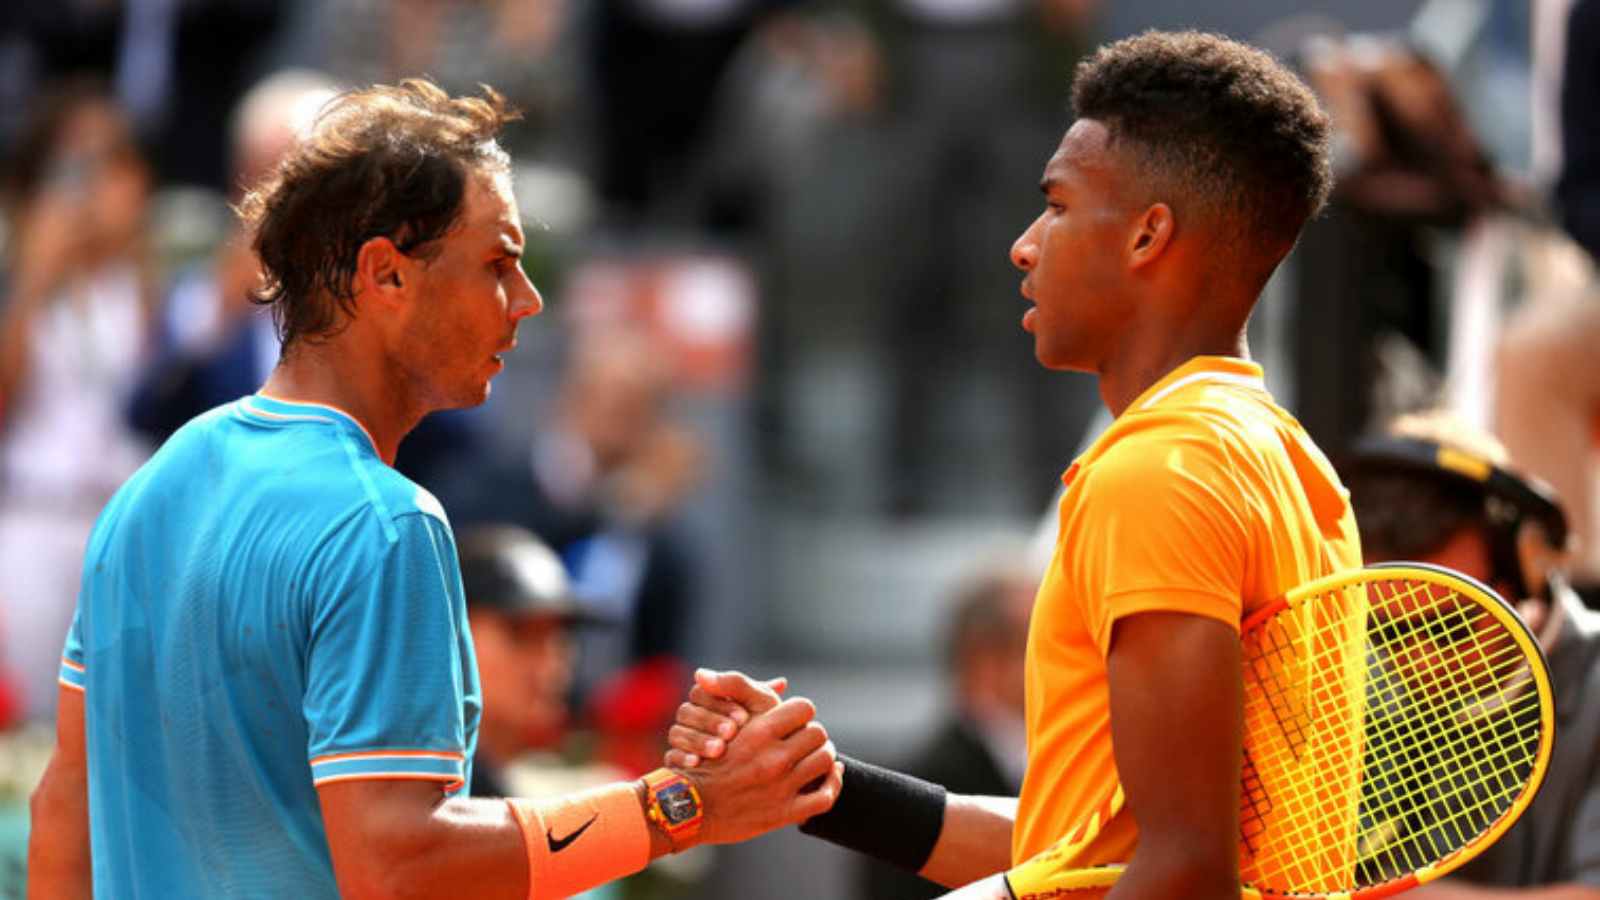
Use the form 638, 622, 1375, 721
1004, 562, 1555, 900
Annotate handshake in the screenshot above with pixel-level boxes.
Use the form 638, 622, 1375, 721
654, 668, 842, 848
653, 671, 1012, 900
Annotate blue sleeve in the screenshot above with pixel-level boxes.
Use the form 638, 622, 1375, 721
59, 606, 86, 693
301, 512, 476, 790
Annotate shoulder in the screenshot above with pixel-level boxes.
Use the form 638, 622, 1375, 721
1101, 383, 1296, 480
1065, 410, 1268, 550
83, 404, 240, 541
356, 459, 453, 530
1084, 410, 1245, 492
305, 468, 456, 579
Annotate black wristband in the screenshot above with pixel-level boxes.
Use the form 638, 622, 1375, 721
798, 754, 947, 873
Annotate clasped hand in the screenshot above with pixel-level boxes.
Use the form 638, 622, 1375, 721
672, 670, 843, 847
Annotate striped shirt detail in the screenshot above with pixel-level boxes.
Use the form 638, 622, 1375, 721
309, 750, 465, 789
59, 657, 86, 692
1138, 370, 1266, 410
237, 395, 379, 455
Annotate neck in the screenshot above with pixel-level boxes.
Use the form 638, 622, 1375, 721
260, 337, 424, 465
1097, 304, 1251, 418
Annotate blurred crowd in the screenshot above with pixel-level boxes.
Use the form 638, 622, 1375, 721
3, 0, 1600, 897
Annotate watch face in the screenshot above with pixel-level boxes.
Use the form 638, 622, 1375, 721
658, 783, 699, 826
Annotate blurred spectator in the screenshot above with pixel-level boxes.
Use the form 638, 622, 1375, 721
1557, 0, 1600, 259
1293, 35, 1518, 451
450, 329, 707, 694
695, 9, 888, 237
461, 525, 700, 900
301, 0, 578, 160
3, 1, 287, 190
1495, 270, 1600, 592
458, 524, 609, 798
874, 0, 1101, 515
1491, 0, 1600, 588
127, 68, 339, 444
1340, 411, 1600, 894
856, 551, 1035, 900
0, 80, 154, 721
589, 0, 786, 228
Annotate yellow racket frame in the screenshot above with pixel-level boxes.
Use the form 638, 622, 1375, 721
1005, 563, 1555, 900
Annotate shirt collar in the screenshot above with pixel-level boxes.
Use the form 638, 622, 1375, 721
1060, 356, 1267, 486
237, 393, 379, 456
1129, 355, 1266, 412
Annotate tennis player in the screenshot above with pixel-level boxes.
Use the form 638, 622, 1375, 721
667, 31, 1360, 900
26, 79, 841, 899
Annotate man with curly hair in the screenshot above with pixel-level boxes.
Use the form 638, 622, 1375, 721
668, 30, 1359, 900
26, 79, 841, 899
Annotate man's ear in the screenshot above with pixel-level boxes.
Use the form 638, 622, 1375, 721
1127, 202, 1175, 270
354, 236, 407, 305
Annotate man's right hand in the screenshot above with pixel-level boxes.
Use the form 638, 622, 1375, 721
665, 669, 785, 768
677, 689, 842, 846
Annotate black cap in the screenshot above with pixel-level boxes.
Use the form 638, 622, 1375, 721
458, 524, 610, 626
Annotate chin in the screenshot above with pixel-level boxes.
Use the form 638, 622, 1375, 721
1035, 346, 1095, 374
1033, 341, 1074, 371
452, 380, 494, 409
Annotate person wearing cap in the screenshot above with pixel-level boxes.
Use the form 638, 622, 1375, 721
1339, 411, 1600, 897
459, 525, 607, 800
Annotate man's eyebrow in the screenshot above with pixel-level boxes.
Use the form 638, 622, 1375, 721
1039, 177, 1059, 195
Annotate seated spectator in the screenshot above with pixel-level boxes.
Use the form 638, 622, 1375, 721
458, 524, 612, 799
1339, 411, 1600, 896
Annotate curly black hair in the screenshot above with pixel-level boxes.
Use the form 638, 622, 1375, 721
1071, 31, 1331, 261
236, 78, 520, 349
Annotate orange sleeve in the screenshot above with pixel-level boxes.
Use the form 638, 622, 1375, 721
1073, 425, 1251, 657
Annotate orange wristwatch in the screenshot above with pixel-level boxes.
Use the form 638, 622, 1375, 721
643, 768, 703, 849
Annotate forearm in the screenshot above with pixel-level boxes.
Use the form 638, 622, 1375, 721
325, 780, 665, 900
1102, 846, 1235, 900
26, 758, 91, 899
382, 796, 530, 898
1101, 613, 1244, 900
919, 794, 1016, 888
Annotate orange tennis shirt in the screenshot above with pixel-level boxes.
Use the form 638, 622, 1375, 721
1012, 356, 1362, 872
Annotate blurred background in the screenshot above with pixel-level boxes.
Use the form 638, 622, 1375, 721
2, 0, 1599, 897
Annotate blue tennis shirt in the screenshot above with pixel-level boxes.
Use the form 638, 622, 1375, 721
60, 394, 480, 898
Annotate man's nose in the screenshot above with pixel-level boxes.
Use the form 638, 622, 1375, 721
511, 269, 543, 320
1011, 218, 1041, 271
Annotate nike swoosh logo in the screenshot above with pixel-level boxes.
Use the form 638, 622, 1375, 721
547, 814, 598, 853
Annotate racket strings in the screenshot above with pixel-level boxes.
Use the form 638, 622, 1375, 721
1267, 586, 1529, 877
1236, 576, 1545, 894
1241, 587, 1367, 890
1335, 582, 1532, 881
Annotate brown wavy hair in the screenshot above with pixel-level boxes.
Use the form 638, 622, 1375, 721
235, 78, 520, 349
1071, 31, 1331, 268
